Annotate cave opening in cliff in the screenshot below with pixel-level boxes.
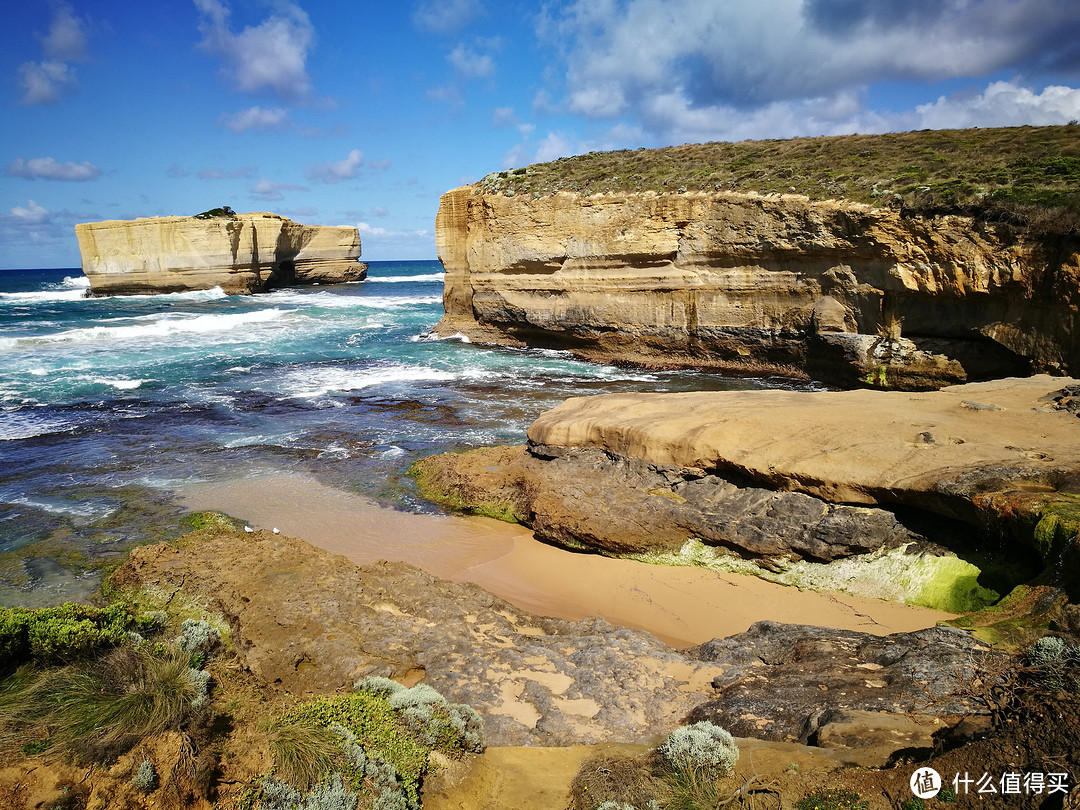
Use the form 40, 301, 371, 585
263, 260, 296, 292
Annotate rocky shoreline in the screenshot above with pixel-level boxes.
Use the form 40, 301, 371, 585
412, 376, 1080, 613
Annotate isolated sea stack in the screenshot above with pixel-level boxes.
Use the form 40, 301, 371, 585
434, 126, 1080, 390
75, 209, 366, 296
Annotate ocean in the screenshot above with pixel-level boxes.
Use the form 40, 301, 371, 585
0, 261, 802, 607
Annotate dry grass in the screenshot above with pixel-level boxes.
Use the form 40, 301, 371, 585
484, 124, 1080, 234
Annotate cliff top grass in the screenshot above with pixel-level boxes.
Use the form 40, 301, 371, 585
484, 124, 1080, 233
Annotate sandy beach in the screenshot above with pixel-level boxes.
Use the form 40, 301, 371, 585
182, 474, 953, 648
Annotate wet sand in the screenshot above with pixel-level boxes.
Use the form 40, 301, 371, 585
181, 475, 954, 648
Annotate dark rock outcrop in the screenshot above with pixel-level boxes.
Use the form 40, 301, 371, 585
685, 621, 1002, 747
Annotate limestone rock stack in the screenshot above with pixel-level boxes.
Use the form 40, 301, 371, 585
75, 212, 366, 295
434, 187, 1080, 389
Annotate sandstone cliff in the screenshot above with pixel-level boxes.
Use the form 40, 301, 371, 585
434, 187, 1080, 389
75, 212, 366, 295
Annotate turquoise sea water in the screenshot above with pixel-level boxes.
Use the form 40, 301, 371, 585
0, 261, 806, 605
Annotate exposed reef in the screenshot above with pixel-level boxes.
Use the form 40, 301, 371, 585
411, 376, 1080, 610
75, 211, 366, 295
111, 527, 997, 764
433, 185, 1079, 389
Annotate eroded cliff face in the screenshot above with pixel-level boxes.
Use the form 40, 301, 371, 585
76, 212, 366, 295
434, 187, 1080, 389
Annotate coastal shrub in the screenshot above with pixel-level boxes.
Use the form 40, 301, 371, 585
794, 789, 869, 810
354, 676, 406, 698
132, 757, 158, 793
1027, 635, 1069, 666
0, 602, 137, 663
279, 691, 426, 806
176, 618, 220, 659
259, 777, 304, 810
193, 206, 236, 220
267, 715, 341, 790
301, 773, 359, 810
1025, 635, 1079, 689
656, 721, 739, 778
2, 644, 207, 763
269, 682, 484, 809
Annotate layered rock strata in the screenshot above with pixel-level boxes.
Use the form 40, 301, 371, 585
434, 187, 1080, 389
111, 528, 996, 760
75, 212, 366, 295
412, 376, 1080, 607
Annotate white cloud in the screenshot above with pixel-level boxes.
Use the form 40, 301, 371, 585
448, 43, 494, 80
221, 106, 292, 132
534, 132, 574, 162
915, 81, 1080, 129
501, 143, 530, 170
353, 222, 435, 259
195, 0, 315, 100
16, 4, 90, 105
17, 59, 76, 105
42, 4, 89, 62
249, 177, 308, 201
9, 200, 51, 224
413, 0, 482, 34
306, 149, 364, 183
6, 157, 101, 181
539, 0, 1080, 141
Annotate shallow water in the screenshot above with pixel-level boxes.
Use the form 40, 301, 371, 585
0, 261, 813, 606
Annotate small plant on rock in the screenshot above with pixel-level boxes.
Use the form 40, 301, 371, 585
132, 757, 158, 793
657, 721, 739, 779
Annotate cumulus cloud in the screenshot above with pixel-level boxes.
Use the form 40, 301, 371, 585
413, 0, 483, 34
539, 0, 1080, 141
249, 177, 308, 201
41, 4, 89, 62
534, 132, 574, 162
448, 42, 495, 80
195, 0, 315, 100
306, 149, 364, 183
16, 4, 90, 105
353, 221, 434, 257
915, 81, 1080, 129
6, 157, 101, 181
221, 106, 292, 132
9, 200, 51, 224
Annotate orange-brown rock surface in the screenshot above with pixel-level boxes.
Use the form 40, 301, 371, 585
75, 212, 366, 295
434, 187, 1080, 389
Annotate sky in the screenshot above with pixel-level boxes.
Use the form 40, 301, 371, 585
2, 0, 1080, 269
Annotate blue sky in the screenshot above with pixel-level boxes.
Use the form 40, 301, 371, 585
2, 0, 1080, 268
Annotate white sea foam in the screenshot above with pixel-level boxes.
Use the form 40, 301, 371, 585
88, 377, 147, 390
0, 308, 288, 350
0, 288, 89, 304
60, 275, 91, 289
367, 273, 445, 283
265, 289, 441, 310
410, 331, 470, 343
275, 364, 458, 399
94, 286, 229, 302
5, 494, 116, 520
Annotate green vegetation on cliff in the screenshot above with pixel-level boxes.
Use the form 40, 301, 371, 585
488, 124, 1080, 233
